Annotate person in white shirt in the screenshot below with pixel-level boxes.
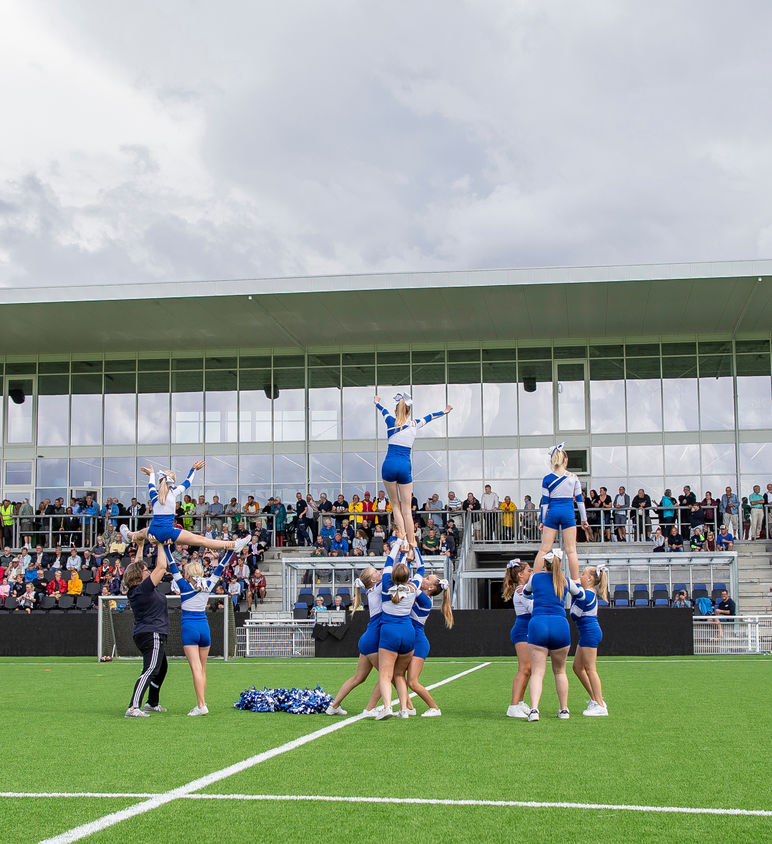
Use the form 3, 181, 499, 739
66, 549, 82, 570
481, 484, 501, 540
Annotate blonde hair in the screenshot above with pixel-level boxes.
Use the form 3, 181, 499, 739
390, 562, 410, 603
426, 576, 454, 628
157, 471, 176, 506
584, 566, 609, 602
502, 560, 529, 602
395, 399, 410, 428
544, 554, 566, 599
185, 561, 204, 584
353, 566, 378, 611
123, 561, 145, 590
550, 448, 568, 471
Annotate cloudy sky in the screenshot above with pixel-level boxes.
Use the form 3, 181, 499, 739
2, 0, 772, 288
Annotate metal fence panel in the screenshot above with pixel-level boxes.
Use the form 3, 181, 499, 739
693, 616, 772, 654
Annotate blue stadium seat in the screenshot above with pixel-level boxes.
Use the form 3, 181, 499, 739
634, 598, 649, 607
297, 591, 314, 606
653, 598, 670, 607
293, 602, 308, 620
597, 598, 610, 607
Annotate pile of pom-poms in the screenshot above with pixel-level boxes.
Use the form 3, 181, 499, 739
234, 685, 333, 714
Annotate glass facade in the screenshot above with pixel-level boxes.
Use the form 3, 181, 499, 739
1, 338, 770, 509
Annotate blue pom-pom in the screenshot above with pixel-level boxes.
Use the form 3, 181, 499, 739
234, 684, 333, 714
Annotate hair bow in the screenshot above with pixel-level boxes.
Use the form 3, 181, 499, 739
506, 558, 521, 569
393, 392, 413, 407
544, 548, 564, 563
548, 442, 566, 457
354, 578, 364, 589
439, 578, 450, 591
595, 564, 608, 575
157, 470, 168, 480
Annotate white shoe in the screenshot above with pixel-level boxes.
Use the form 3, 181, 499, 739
421, 708, 442, 717
142, 703, 167, 713
527, 708, 540, 722
507, 702, 529, 718
325, 705, 347, 716
397, 709, 410, 719
406, 708, 418, 716
233, 535, 250, 554
583, 701, 608, 717
362, 707, 379, 717
375, 706, 394, 721
119, 524, 131, 543
125, 707, 150, 718
557, 709, 570, 720
188, 705, 209, 716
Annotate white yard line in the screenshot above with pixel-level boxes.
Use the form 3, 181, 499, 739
39, 661, 491, 844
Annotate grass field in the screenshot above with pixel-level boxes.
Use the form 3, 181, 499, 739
0, 655, 770, 843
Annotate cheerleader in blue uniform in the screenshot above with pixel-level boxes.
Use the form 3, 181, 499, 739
161, 544, 233, 716
502, 558, 533, 718
122, 462, 250, 555
571, 565, 609, 716
535, 444, 589, 581
374, 393, 452, 558
523, 548, 582, 721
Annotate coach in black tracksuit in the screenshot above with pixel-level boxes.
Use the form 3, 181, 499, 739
123, 550, 169, 717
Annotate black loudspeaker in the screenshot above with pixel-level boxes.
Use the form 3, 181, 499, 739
264, 385, 280, 400
523, 377, 537, 393
8, 386, 25, 405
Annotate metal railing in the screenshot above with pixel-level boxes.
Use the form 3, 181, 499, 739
693, 615, 772, 654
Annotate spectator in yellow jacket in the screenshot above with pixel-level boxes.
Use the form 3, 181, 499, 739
500, 496, 518, 541
67, 570, 83, 596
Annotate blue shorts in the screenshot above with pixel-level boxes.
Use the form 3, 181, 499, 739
575, 618, 602, 649
412, 623, 430, 660
181, 616, 211, 648
510, 615, 531, 646
542, 501, 577, 531
381, 445, 412, 485
358, 620, 381, 656
147, 516, 182, 544
527, 615, 571, 650
378, 617, 415, 654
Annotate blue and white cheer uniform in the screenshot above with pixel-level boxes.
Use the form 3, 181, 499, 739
378, 545, 423, 654
510, 586, 533, 646
376, 402, 445, 484
524, 571, 581, 650
146, 467, 197, 544
410, 550, 432, 660
539, 471, 587, 531
357, 577, 385, 657
570, 586, 602, 649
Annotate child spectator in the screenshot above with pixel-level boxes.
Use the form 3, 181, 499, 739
0, 577, 10, 604
652, 527, 666, 552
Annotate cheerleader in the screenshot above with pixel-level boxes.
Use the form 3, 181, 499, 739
502, 558, 532, 718
535, 444, 589, 581
374, 393, 452, 558
161, 544, 233, 716
324, 562, 386, 717
523, 548, 581, 721
571, 565, 609, 716
402, 549, 453, 717
374, 542, 423, 720
121, 463, 250, 556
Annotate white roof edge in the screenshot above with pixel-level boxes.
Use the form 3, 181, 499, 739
2, 257, 771, 306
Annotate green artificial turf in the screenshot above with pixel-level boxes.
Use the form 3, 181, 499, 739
0, 656, 769, 843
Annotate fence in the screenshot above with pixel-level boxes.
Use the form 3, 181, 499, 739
237, 617, 315, 657
693, 615, 772, 654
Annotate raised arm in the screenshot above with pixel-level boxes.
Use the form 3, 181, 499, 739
147, 472, 159, 508
172, 464, 200, 495
204, 550, 233, 592
150, 546, 168, 587
414, 406, 452, 429
374, 398, 395, 427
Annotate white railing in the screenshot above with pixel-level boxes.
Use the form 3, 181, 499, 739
693, 615, 772, 654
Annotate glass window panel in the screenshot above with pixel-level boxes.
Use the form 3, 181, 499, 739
103, 458, 136, 490
37, 394, 69, 447
69, 457, 101, 487
590, 381, 625, 433
205, 356, 238, 370
699, 355, 733, 378
205, 391, 238, 443
411, 350, 445, 364
239, 485, 272, 508
308, 354, 340, 367
342, 366, 375, 388
625, 343, 660, 356
104, 393, 136, 444
309, 368, 340, 388
447, 363, 480, 384
342, 352, 375, 366
342, 451, 377, 482
38, 374, 69, 395
664, 444, 700, 475
274, 453, 305, 485
736, 376, 771, 429
735, 354, 770, 376
662, 342, 696, 355
412, 450, 448, 481
37, 488, 67, 509
71, 360, 102, 374
627, 445, 663, 477
203, 486, 236, 510
104, 373, 136, 394
172, 358, 203, 371
482, 362, 516, 383
589, 344, 623, 358
137, 393, 169, 444
448, 450, 482, 478
554, 345, 586, 359
343, 387, 376, 439
483, 383, 517, 436
557, 363, 585, 431
662, 357, 697, 379
38, 361, 68, 374
411, 363, 445, 386
736, 339, 769, 353
239, 454, 271, 484
6, 378, 34, 443
519, 478, 542, 504
309, 387, 341, 441
591, 447, 627, 477
273, 355, 304, 368
169, 457, 203, 499
104, 359, 136, 372
239, 355, 272, 369
699, 341, 732, 354
204, 455, 238, 485
447, 349, 480, 363
102, 487, 135, 507
518, 382, 554, 436
138, 358, 170, 372
5, 461, 32, 485
701, 443, 736, 475
625, 357, 661, 379
699, 378, 735, 430
518, 347, 551, 361
70, 394, 102, 446
136, 456, 170, 477
205, 370, 238, 391
663, 378, 698, 431
310, 453, 341, 485
519, 449, 547, 477
375, 388, 399, 442
377, 365, 410, 388
273, 368, 304, 390
411, 385, 447, 438
37, 458, 67, 486
626, 380, 662, 432
274, 389, 306, 441
138, 372, 170, 393
239, 389, 272, 443
172, 391, 204, 444
739, 443, 772, 474
590, 358, 624, 380
482, 348, 516, 361
447, 383, 481, 436
484, 449, 517, 479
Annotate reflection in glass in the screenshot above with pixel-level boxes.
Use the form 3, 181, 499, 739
483, 383, 517, 436
103, 458, 135, 490
204, 486, 237, 509
412, 451, 448, 481
274, 390, 305, 441
739, 442, 772, 474
342, 451, 376, 481
519, 449, 548, 478
590, 381, 625, 433
736, 376, 771, 430
205, 392, 238, 442
556, 363, 585, 431
664, 444, 700, 476
5, 462, 32, 485
274, 453, 306, 485
6, 378, 34, 443
239, 454, 271, 484
626, 380, 662, 432
591, 447, 627, 477
37, 458, 68, 487
37, 394, 69, 446
172, 392, 203, 444
104, 393, 136, 444
138, 393, 169, 444
701, 443, 736, 475
699, 378, 734, 430
519, 382, 554, 435
103, 487, 135, 505
449, 450, 482, 478
627, 445, 663, 476
239, 391, 272, 443
204, 455, 238, 485
447, 384, 481, 437
411, 385, 447, 438
310, 453, 341, 485
70, 394, 102, 446
239, 485, 272, 507
663, 378, 698, 431
484, 449, 517, 479
309, 388, 341, 440
343, 387, 376, 439
69, 457, 101, 487
36, 488, 67, 508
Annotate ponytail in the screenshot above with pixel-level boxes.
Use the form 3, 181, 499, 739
596, 568, 608, 602
440, 583, 454, 629
395, 399, 410, 428
390, 562, 409, 603
157, 477, 170, 506
353, 568, 377, 611
502, 567, 518, 602
550, 448, 567, 471
544, 553, 566, 599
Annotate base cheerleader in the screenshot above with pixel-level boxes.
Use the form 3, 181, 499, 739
502, 558, 532, 718
375, 393, 451, 558
570, 565, 609, 716
121, 462, 250, 555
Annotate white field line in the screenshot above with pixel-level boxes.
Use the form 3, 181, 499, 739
6, 792, 771, 819
39, 661, 491, 844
